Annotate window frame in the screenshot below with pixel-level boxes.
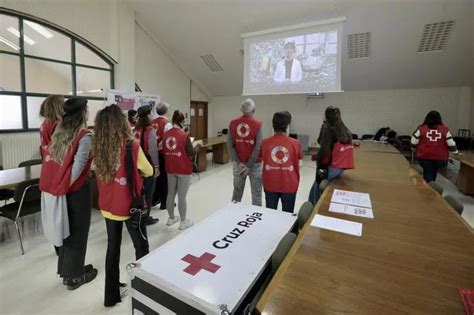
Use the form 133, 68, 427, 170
0, 9, 115, 133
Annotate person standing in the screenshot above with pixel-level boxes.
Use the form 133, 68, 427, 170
273, 42, 303, 83
259, 111, 302, 213
134, 106, 160, 225
93, 105, 153, 307
127, 109, 138, 131
40, 97, 96, 290
411, 111, 458, 182
39, 95, 64, 158
308, 107, 354, 205
162, 110, 201, 230
151, 102, 172, 209
227, 98, 263, 206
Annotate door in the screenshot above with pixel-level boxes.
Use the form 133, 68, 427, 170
190, 101, 208, 140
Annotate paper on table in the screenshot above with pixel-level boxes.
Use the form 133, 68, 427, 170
329, 202, 374, 219
331, 189, 372, 208
311, 214, 363, 237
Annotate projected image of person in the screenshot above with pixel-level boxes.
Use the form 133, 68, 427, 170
273, 41, 302, 83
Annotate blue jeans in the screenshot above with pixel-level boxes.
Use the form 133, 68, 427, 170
308, 167, 344, 205
265, 191, 297, 213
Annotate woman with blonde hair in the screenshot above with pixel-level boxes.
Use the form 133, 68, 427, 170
93, 104, 153, 307
40, 97, 96, 290
39, 94, 64, 158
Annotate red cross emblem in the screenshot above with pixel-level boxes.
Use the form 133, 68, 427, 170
181, 252, 221, 276
427, 129, 442, 142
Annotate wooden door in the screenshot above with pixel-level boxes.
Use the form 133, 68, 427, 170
190, 101, 208, 140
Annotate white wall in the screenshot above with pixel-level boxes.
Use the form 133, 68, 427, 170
191, 81, 210, 102
210, 87, 471, 146
135, 23, 190, 116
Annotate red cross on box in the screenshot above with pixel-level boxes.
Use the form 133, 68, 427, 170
427, 129, 442, 142
181, 252, 221, 276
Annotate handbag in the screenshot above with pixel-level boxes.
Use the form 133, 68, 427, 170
125, 141, 147, 238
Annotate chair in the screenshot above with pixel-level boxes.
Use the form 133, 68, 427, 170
361, 134, 374, 140
429, 182, 443, 195
271, 233, 297, 273
0, 166, 15, 204
458, 129, 470, 138
319, 179, 329, 195
221, 128, 228, 135
443, 195, 464, 215
0, 178, 41, 254
352, 134, 358, 140
18, 159, 42, 167
297, 201, 313, 230
412, 164, 423, 175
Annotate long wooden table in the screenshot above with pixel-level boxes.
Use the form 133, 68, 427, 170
454, 151, 474, 194
0, 164, 42, 189
356, 140, 400, 154
257, 143, 474, 314
195, 136, 229, 172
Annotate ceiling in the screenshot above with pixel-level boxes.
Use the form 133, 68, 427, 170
128, 0, 473, 97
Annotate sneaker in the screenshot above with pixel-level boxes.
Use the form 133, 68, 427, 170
179, 219, 193, 230
167, 216, 180, 226
62, 264, 93, 285
66, 268, 98, 290
145, 216, 159, 225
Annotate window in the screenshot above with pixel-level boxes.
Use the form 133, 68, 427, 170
0, 10, 114, 132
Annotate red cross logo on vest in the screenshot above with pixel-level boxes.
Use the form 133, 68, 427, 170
427, 129, 442, 142
271, 145, 289, 164
181, 252, 221, 276
237, 123, 250, 138
165, 136, 177, 151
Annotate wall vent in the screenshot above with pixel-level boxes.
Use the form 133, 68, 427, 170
201, 54, 224, 72
417, 20, 455, 53
348, 32, 371, 60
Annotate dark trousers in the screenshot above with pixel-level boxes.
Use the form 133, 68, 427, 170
418, 158, 445, 182
265, 191, 297, 213
152, 152, 167, 209
57, 180, 92, 278
104, 218, 149, 307
143, 175, 156, 213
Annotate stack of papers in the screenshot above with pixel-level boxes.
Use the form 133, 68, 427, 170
329, 189, 374, 219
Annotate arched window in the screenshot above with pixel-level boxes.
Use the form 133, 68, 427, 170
0, 9, 115, 132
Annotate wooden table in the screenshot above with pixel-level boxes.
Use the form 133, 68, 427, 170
356, 140, 400, 154
454, 151, 474, 194
0, 164, 42, 189
195, 136, 229, 172
257, 143, 474, 314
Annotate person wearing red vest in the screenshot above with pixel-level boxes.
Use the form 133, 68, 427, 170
127, 109, 138, 131
134, 106, 160, 225
259, 111, 303, 213
162, 110, 201, 230
93, 105, 153, 307
227, 98, 264, 206
309, 107, 354, 205
151, 101, 172, 209
411, 111, 458, 182
39, 97, 96, 290
39, 95, 64, 159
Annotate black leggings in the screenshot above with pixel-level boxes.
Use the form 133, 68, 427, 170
418, 158, 446, 182
57, 180, 92, 278
152, 152, 167, 208
104, 218, 149, 307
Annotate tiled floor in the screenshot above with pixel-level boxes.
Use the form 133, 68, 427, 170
0, 156, 317, 315
1, 156, 472, 314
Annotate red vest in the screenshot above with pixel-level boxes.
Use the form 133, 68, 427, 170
230, 115, 263, 163
151, 116, 168, 150
40, 120, 58, 158
260, 134, 303, 193
97, 141, 144, 216
39, 129, 92, 195
416, 124, 449, 161
330, 142, 355, 169
134, 126, 154, 158
162, 128, 193, 175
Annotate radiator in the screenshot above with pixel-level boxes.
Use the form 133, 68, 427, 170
0, 132, 41, 169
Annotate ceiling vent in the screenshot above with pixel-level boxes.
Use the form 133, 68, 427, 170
417, 20, 455, 53
201, 54, 224, 72
348, 32, 371, 60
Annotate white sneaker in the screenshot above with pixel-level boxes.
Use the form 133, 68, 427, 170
167, 216, 180, 226
179, 219, 193, 230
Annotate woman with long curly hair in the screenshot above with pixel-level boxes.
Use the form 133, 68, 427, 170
39, 97, 96, 290
39, 94, 64, 158
93, 104, 153, 307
